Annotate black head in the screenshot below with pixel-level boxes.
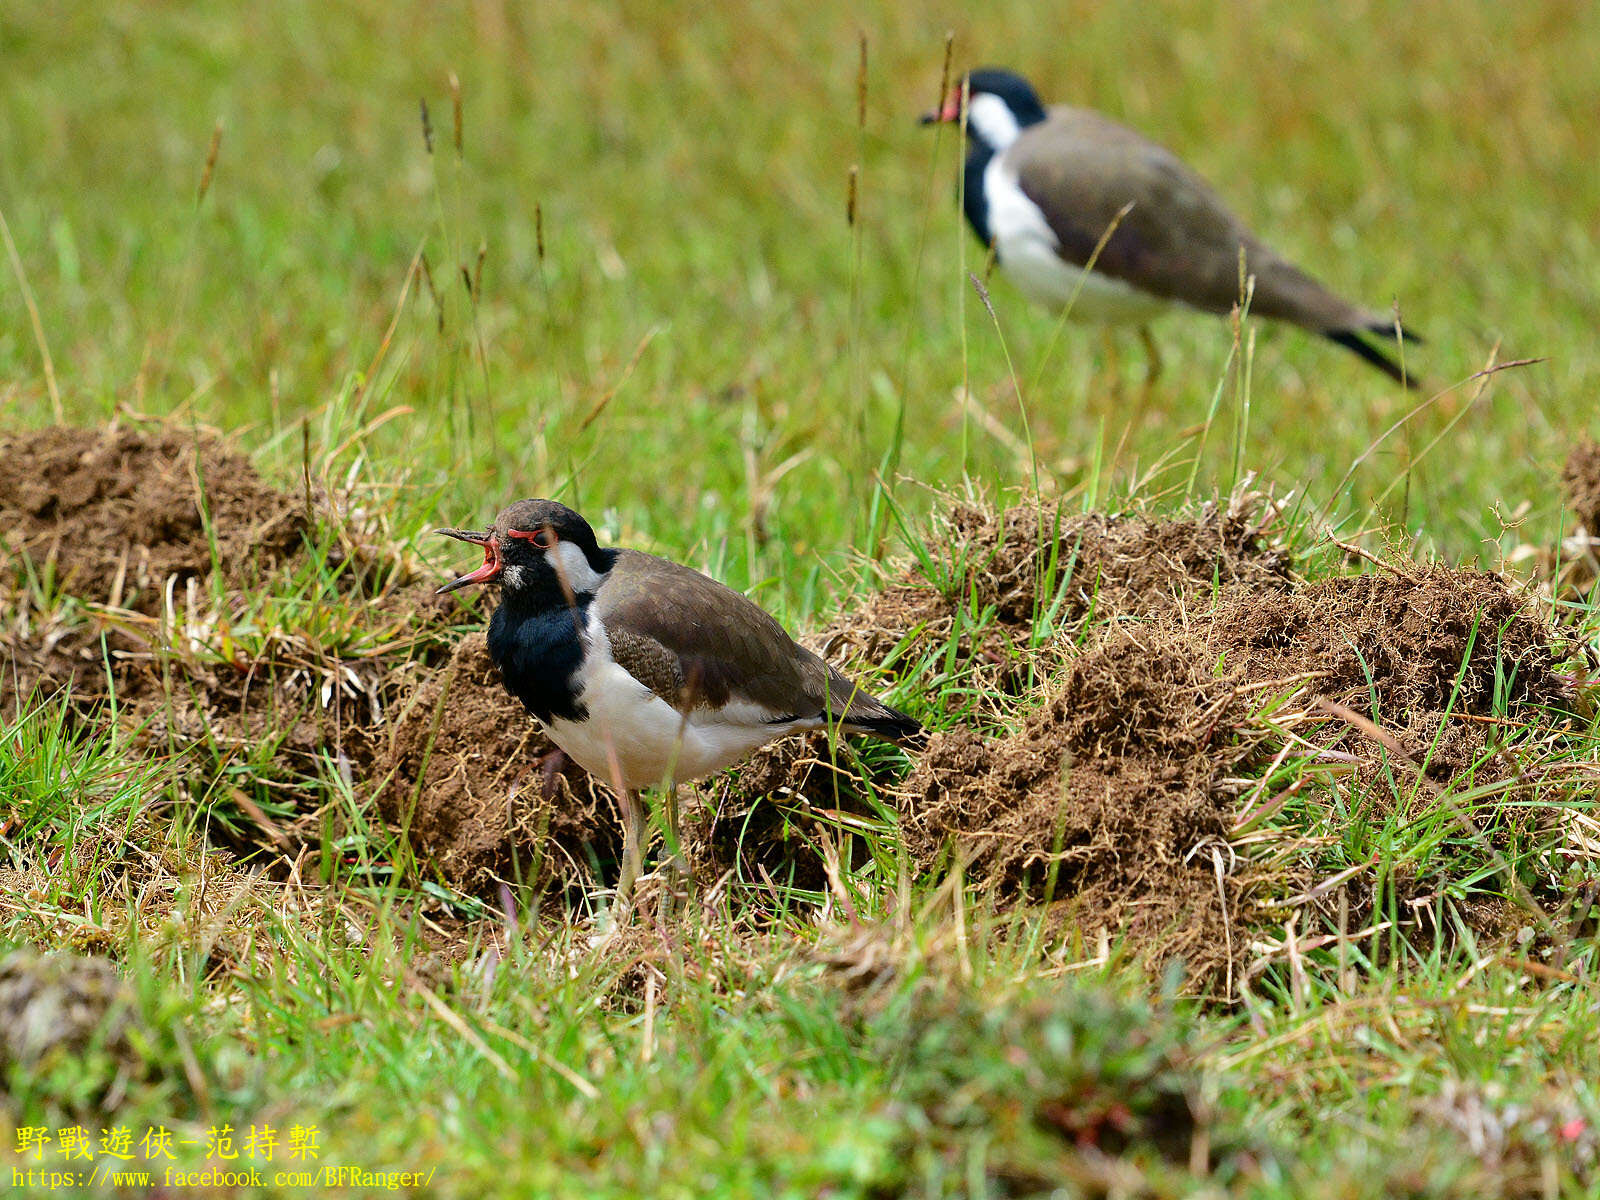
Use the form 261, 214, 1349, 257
963, 69, 1047, 121
920, 67, 1048, 151
436, 498, 611, 603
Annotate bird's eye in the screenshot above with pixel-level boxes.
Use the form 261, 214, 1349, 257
508, 525, 558, 550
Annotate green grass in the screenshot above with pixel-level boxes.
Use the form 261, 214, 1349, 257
3, 1, 1599, 1195
6, 0, 1599, 584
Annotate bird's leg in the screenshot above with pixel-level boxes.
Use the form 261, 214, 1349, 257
662, 784, 688, 914
1101, 327, 1124, 403
616, 788, 646, 914
638, 784, 689, 922
665, 784, 681, 860
1138, 324, 1164, 389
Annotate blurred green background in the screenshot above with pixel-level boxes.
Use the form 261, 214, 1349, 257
3, 0, 1596, 608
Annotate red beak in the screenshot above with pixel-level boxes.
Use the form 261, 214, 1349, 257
918, 92, 964, 125
436, 528, 502, 593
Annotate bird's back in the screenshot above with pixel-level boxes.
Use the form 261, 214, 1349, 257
1010, 106, 1374, 330
596, 550, 919, 739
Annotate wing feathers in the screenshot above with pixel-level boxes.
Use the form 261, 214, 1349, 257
595, 551, 919, 740
1008, 107, 1372, 332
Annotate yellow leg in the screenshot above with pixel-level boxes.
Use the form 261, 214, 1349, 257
1100, 327, 1123, 404
617, 789, 646, 911
1138, 324, 1164, 387
647, 785, 689, 918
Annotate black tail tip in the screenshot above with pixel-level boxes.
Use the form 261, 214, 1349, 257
853, 708, 927, 750
895, 723, 930, 753
1372, 321, 1424, 347
1326, 328, 1424, 388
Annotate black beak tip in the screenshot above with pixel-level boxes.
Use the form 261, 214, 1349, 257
918, 111, 939, 126
435, 574, 478, 595
436, 527, 490, 544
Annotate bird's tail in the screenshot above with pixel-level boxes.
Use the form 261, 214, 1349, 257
823, 663, 926, 748
1325, 321, 1425, 388
842, 698, 927, 749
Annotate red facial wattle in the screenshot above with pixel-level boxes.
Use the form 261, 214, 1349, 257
506, 526, 556, 550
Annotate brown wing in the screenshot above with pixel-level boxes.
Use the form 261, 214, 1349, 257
595, 550, 906, 731
1011, 107, 1374, 331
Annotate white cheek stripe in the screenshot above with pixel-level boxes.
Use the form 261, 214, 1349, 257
551, 540, 604, 595
967, 93, 1023, 152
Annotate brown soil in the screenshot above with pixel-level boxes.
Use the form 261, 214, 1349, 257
686, 732, 905, 895
902, 561, 1565, 990
903, 632, 1254, 981
819, 495, 1293, 716
1562, 439, 1600, 535
1212, 568, 1560, 719
373, 633, 618, 894
0, 423, 491, 861
948, 496, 1295, 625
0, 424, 305, 612
120, 579, 482, 836
0, 618, 139, 721
1508, 438, 1600, 599
1, 425, 1573, 975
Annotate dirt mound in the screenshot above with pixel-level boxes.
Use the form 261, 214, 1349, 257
0, 616, 138, 721
121, 579, 481, 840
0, 581, 478, 859
0, 422, 614, 897
943, 497, 1294, 626
1562, 439, 1600, 535
1506, 438, 1600, 597
0, 424, 305, 611
1213, 568, 1560, 719
686, 732, 906, 896
374, 633, 618, 894
903, 632, 1252, 980
0, 419, 484, 856
0, 422, 307, 721
820, 495, 1293, 716
902, 564, 1565, 989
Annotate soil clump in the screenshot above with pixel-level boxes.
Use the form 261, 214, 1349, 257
0, 424, 305, 612
902, 558, 1566, 988
373, 633, 617, 895
820, 495, 1293, 718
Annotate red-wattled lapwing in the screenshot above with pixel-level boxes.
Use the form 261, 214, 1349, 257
922, 68, 1421, 385
437, 499, 922, 904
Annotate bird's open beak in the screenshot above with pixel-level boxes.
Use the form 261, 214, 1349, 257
918, 94, 963, 125
435, 528, 502, 593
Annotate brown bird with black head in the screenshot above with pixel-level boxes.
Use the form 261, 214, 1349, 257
438, 499, 922, 904
923, 67, 1421, 384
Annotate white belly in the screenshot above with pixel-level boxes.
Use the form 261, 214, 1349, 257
984, 156, 1169, 324
543, 613, 807, 790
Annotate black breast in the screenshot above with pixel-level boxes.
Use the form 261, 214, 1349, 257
962, 143, 994, 246
486, 596, 593, 723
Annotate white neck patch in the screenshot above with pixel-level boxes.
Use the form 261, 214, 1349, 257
966, 93, 1023, 152
550, 539, 605, 596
